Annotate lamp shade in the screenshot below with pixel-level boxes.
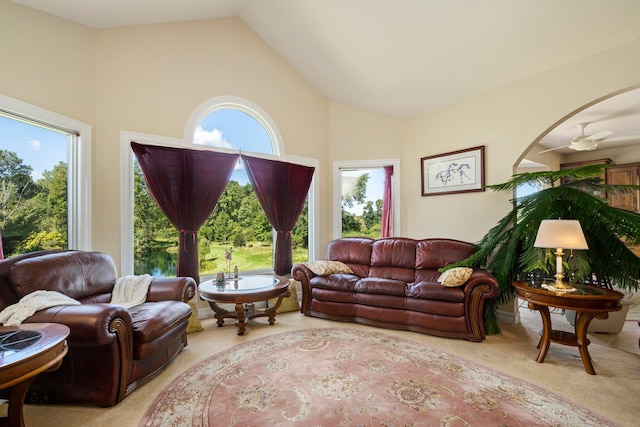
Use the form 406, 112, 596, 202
534, 219, 589, 250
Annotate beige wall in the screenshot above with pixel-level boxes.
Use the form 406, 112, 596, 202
402, 39, 640, 242
2, 1, 640, 269
93, 18, 329, 261
0, 0, 95, 124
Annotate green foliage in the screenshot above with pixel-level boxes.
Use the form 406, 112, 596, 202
342, 173, 369, 208
133, 171, 310, 274
0, 150, 67, 256
451, 164, 640, 334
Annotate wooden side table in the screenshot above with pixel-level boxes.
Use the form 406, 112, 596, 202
513, 281, 623, 375
0, 323, 69, 427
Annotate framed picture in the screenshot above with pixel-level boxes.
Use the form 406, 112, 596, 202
421, 146, 485, 196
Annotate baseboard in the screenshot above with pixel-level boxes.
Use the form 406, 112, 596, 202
497, 308, 520, 324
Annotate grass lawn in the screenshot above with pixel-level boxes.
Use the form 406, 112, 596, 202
200, 241, 308, 276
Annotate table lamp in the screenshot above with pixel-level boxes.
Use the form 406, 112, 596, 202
533, 219, 588, 290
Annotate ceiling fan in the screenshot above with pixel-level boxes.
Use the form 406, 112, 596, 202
539, 122, 613, 154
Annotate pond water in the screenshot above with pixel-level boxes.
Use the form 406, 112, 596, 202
134, 250, 177, 277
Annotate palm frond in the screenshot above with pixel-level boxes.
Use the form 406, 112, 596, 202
449, 163, 640, 334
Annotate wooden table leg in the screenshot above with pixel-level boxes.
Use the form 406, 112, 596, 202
574, 310, 600, 375
234, 303, 247, 335
7, 377, 35, 427
208, 301, 229, 327
533, 304, 552, 363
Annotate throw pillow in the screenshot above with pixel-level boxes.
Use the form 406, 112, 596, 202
438, 267, 473, 287
268, 281, 300, 313
304, 260, 354, 276
186, 299, 204, 333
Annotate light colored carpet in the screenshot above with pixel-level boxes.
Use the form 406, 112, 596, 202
142, 328, 613, 426
18, 313, 640, 426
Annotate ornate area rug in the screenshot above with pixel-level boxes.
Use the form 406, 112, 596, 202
141, 328, 613, 426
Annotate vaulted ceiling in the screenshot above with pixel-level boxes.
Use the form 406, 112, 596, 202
11, 0, 640, 151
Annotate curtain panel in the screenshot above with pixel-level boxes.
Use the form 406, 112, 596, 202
242, 155, 314, 275
131, 142, 239, 283
381, 165, 394, 238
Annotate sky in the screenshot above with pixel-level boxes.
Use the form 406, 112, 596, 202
0, 115, 68, 181
193, 109, 272, 185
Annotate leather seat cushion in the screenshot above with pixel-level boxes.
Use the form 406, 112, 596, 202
309, 274, 359, 292
355, 277, 406, 296
129, 300, 191, 345
406, 281, 465, 303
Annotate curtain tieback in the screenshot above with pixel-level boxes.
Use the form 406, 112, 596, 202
179, 229, 197, 252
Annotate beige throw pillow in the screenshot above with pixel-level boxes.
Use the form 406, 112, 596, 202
268, 282, 300, 313
304, 260, 354, 276
438, 267, 473, 287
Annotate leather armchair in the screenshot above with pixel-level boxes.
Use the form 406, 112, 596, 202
0, 250, 195, 407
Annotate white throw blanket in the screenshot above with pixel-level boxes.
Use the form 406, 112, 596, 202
110, 274, 153, 308
0, 290, 81, 326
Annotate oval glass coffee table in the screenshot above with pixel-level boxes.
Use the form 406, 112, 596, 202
199, 275, 290, 335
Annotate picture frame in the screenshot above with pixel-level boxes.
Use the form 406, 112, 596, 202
421, 145, 485, 196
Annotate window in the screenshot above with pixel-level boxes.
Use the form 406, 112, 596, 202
121, 96, 318, 277
333, 160, 400, 239
0, 93, 91, 256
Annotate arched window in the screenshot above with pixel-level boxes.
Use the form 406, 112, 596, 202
122, 96, 317, 278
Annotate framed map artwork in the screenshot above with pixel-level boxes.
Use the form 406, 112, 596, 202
421, 146, 485, 196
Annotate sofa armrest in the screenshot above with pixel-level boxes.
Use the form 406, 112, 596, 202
291, 263, 316, 313
462, 269, 500, 299
25, 303, 134, 347
147, 277, 196, 303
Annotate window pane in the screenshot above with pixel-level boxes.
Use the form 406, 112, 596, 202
0, 115, 69, 256
133, 106, 310, 277
340, 168, 384, 238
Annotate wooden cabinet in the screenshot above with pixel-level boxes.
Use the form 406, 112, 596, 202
560, 158, 611, 198
607, 163, 640, 211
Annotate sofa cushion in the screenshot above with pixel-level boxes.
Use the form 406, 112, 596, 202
129, 300, 191, 359
9, 251, 117, 300
355, 277, 406, 296
327, 237, 372, 278
369, 238, 416, 283
406, 281, 465, 303
438, 267, 473, 287
309, 274, 359, 292
415, 239, 475, 270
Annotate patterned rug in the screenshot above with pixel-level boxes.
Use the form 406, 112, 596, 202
140, 328, 613, 426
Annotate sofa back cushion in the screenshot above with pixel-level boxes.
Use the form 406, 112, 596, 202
414, 239, 476, 282
369, 238, 417, 283
9, 251, 117, 300
326, 237, 372, 277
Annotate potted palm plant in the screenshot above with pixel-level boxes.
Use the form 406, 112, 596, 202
451, 163, 640, 334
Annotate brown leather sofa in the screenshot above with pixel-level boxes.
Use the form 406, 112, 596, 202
292, 237, 500, 342
0, 250, 195, 406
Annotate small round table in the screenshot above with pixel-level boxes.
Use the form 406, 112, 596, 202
513, 280, 623, 375
199, 275, 290, 335
0, 323, 69, 427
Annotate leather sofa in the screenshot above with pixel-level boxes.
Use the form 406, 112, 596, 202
0, 250, 195, 406
292, 237, 500, 342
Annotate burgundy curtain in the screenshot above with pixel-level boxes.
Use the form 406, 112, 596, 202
242, 155, 314, 275
381, 165, 393, 238
131, 142, 239, 283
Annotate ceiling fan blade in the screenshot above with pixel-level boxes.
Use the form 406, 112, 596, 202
600, 134, 640, 143
587, 130, 613, 140
538, 145, 568, 154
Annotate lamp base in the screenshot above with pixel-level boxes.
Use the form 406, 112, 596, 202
549, 273, 576, 292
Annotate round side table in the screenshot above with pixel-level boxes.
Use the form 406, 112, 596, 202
0, 323, 69, 427
513, 280, 623, 375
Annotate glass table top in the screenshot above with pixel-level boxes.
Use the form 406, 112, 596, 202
524, 280, 606, 296
199, 275, 280, 294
